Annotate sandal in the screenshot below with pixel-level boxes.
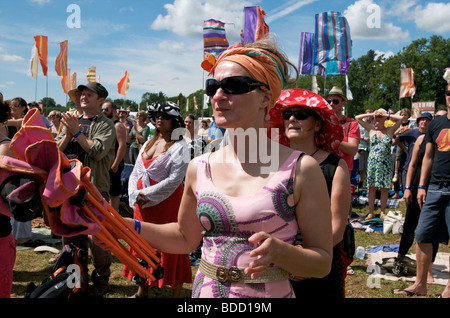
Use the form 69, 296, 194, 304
391, 288, 424, 296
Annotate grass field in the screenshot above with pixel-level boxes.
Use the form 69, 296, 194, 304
10, 200, 450, 299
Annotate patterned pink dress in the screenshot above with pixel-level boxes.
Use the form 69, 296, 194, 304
192, 151, 302, 298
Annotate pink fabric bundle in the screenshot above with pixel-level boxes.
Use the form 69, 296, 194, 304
0, 108, 105, 236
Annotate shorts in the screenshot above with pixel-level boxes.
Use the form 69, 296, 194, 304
109, 161, 124, 196
415, 183, 450, 244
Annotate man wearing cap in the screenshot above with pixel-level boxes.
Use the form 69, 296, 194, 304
56, 82, 116, 296
325, 86, 360, 195
396, 112, 432, 190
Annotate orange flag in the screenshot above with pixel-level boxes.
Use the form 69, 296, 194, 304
70, 72, 77, 90
34, 35, 48, 76
117, 71, 130, 95
400, 68, 416, 98
55, 40, 68, 76
61, 69, 70, 94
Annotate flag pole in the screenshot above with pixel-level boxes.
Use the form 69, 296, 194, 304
34, 73, 38, 102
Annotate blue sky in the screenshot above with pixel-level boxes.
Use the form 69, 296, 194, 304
0, 0, 449, 107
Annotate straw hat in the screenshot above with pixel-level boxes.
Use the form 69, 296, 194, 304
325, 86, 347, 102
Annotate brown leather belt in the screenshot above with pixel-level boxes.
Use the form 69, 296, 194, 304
199, 258, 289, 284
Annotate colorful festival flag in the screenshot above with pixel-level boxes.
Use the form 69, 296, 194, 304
34, 35, 48, 76
61, 69, 70, 94
400, 68, 416, 98
55, 40, 68, 76
28, 45, 39, 79
70, 72, 77, 90
298, 32, 325, 76
117, 71, 130, 95
314, 11, 352, 64
324, 59, 349, 75
243, 6, 269, 44
87, 67, 96, 82
203, 19, 229, 58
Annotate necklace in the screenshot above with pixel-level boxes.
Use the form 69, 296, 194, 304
310, 148, 319, 157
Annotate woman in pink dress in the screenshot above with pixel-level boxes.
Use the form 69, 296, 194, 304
122, 102, 192, 298
116, 38, 333, 298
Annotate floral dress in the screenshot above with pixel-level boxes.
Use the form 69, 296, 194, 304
364, 133, 393, 189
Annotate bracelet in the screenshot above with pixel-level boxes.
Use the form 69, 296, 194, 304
418, 185, 426, 189
134, 219, 141, 234
404, 186, 411, 190
73, 130, 82, 138
388, 113, 390, 119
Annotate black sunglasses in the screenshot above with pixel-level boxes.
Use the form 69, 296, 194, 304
282, 109, 316, 121
445, 90, 450, 96
326, 99, 341, 105
205, 76, 269, 97
155, 112, 172, 120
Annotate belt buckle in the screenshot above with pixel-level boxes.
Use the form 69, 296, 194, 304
216, 266, 242, 283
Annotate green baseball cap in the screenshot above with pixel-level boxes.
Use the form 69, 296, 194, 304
78, 82, 108, 99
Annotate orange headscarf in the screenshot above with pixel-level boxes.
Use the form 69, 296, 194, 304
212, 46, 286, 110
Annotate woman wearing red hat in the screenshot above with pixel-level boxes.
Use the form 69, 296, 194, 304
266, 88, 351, 298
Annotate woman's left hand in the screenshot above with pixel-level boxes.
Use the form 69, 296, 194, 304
245, 232, 281, 279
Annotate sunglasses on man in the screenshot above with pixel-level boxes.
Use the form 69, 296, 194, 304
282, 109, 317, 121
326, 99, 341, 105
205, 76, 269, 97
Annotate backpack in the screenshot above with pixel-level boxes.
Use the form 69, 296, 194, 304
376, 256, 417, 277
25, 243, 89, 298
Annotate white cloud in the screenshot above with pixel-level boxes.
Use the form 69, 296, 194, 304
413, 2, 450, 34
385, 0, 418, 19
344, 0, 409, 42
30, 0, 51, 5
374, 49, 394, 60
150, 0, 252, 40
0, 48, 24, 62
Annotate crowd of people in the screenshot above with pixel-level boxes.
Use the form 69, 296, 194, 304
0, 37, 449, 299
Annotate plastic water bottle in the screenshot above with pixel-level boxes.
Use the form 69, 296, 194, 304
355, 246, 365, 259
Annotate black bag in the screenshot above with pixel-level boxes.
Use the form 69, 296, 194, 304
25, 243, 88, 298
376, 256, 417, 276
342, 223, 355, 259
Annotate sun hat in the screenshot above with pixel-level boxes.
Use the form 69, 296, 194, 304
324, 86, 347, 102
68, 88, 80, 102
417, 112, 432, 122
266, 88, 343, 153
147, 102, 185, 129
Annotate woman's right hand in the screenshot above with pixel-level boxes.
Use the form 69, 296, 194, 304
135, 192, 148, 206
